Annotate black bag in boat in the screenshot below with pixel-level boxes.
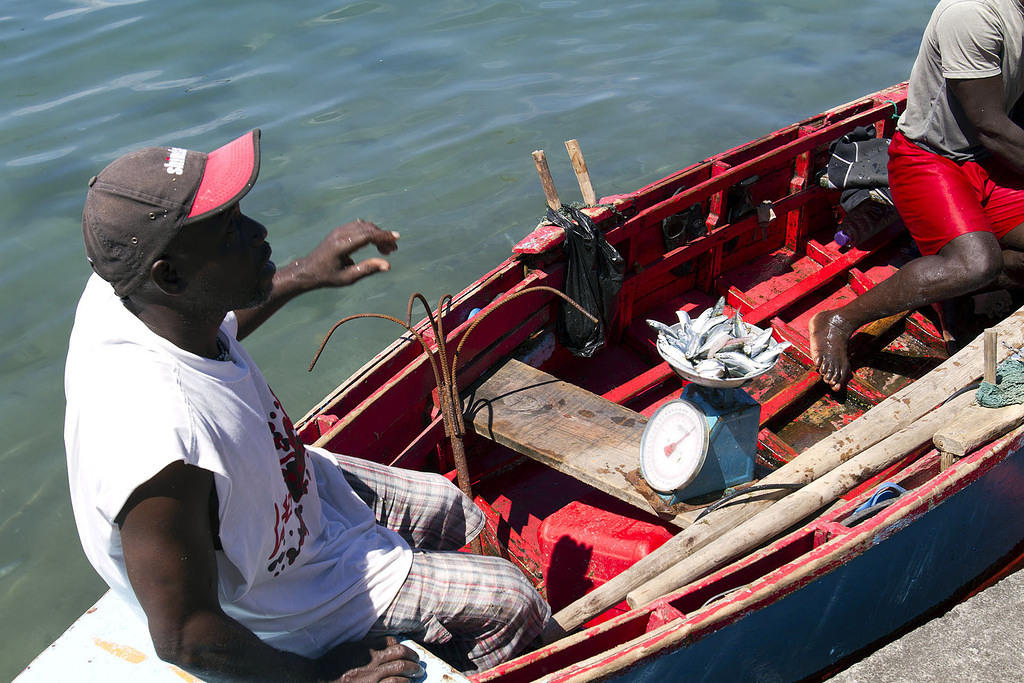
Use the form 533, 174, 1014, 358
824, 124, 893, 212
548, 205, 624, 357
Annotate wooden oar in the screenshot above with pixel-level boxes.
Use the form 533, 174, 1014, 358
551, 305, 1024, 632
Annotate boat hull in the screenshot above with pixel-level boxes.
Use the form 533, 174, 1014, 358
521, 431, 1024, 682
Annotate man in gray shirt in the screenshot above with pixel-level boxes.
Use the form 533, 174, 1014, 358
811, 0, 1024, 389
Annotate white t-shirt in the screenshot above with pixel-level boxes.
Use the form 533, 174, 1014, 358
898, 0, 1024, 160
64, 274, 412, 657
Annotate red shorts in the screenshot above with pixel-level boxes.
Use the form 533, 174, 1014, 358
887, 131, 1024, 256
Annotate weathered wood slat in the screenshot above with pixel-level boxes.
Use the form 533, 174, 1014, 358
466, 359, 694, 527
933, 403, 1024, 457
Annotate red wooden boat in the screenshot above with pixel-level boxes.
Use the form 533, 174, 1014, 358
21, 83, 1024, 681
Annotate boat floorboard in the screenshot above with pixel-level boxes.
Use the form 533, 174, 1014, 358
467, 358, 698, 528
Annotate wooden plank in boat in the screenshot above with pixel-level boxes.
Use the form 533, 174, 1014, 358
466, 358, 696, 527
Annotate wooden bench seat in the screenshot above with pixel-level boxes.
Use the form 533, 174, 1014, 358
465, 358, 697, 527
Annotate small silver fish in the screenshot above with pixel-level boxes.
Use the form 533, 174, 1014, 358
753, 341, 791, 364
695, 358, 726, 378
691, 306, 714, 333
651, 306, 786, 382
716, 350, 766, 376
719, 335, 753, 354
743, 327, 774, 357
696, 328, 733, 358
732, 311, 745, 338
647, 319, 682, 341
658, 338, 693, 369
676, 309, 692, 330
685, 331, 702, 358
700, 317, 732, 346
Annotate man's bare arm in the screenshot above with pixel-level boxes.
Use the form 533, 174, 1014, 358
117, 461, 419, 682
233, 220, 399, 340
949, 75, 1024, 175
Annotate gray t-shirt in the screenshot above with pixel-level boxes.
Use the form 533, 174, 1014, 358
898, 0, 1024, 161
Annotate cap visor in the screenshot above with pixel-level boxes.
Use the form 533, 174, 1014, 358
187, 129, 261, 221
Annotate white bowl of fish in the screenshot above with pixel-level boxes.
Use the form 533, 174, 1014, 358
648, 298, 791, 389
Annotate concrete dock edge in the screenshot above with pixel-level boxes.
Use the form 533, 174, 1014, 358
830, 569, 1024, 681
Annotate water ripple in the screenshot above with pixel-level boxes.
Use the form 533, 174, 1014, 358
44, 0, 147, 22
311, 1, 390, 24
9, 69, 162, 118
7, 146, 76, 168
134, 76, 204, 92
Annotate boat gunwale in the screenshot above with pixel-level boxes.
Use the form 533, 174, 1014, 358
511, 83, 909, 257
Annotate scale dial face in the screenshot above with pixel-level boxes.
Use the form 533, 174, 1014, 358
639, 399, 709, 494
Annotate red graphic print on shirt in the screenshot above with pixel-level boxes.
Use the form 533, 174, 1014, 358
266, 392, 311, 576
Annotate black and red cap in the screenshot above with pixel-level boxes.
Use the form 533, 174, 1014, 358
82, 129, 261, 296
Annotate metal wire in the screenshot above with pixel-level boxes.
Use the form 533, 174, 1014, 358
307, 286, 598, 555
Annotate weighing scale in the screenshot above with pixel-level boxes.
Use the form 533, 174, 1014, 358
639, 383, 761, 504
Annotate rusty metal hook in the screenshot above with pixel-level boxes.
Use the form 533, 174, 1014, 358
309, 287, 597, 554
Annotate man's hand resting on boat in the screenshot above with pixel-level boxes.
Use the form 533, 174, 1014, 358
235, 219, 400, 339
317, 635, 422, 682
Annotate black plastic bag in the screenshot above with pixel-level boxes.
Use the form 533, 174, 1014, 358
547, 205, 624, 357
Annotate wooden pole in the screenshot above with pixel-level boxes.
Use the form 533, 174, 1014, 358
939, 450, 956, 470
532, 150, 561, 211
564, 139, 597, 207
551, 305, 1024, 631
568, 447, 998, 678
984, 328, 998, 384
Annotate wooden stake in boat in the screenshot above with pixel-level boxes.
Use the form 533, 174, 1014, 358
984, 328, 998, 384
532, 150, 561, 211
564, 138, 597, 207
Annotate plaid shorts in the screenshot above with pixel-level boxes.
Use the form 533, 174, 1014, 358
332, 453, 551, 673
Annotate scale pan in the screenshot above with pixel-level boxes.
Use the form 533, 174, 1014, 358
657, 325, 781, 388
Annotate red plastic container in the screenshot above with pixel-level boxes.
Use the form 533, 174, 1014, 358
538, 500, 674, 613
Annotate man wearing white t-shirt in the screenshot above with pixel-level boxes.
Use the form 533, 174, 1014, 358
810, 0, 1024, 390
64, 129, 549, 681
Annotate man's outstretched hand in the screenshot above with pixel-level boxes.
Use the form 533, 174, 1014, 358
298, 219, 400, 289
234, 219, 399, 339
319, 635, 422, 683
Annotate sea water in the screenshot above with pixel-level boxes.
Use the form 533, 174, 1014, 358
0, 0, 934, 676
